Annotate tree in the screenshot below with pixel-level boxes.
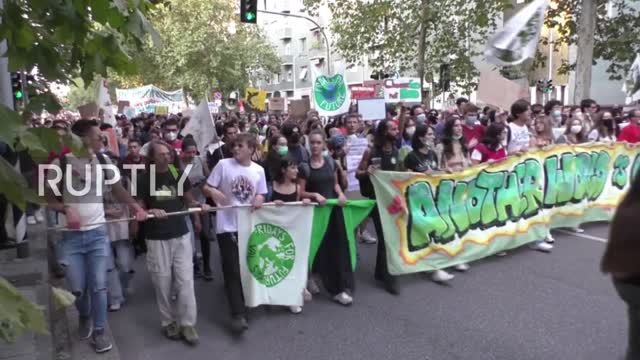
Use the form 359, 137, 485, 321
541, 0, 640, 100
303, 0, 511, 96
64, 78, 100, 110
113, 0, 281, 98
0, 0, 158, 342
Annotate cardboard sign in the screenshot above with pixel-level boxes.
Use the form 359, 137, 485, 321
77, 103, 99, 119
269, 97, 285, 112
117, 101, 130, 113
245, 88, 267, 111
384, 78, 422, 103
289, 98, 310, 120
357, 98, 386, 120
477, 71, 530, 110
102, 128, 119, 155
154, 105, 169, 115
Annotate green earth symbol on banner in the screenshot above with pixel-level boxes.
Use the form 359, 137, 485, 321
313, 74, 347, 112
247, 223, 296, 287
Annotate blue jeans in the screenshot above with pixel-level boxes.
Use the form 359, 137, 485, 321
61, 226, 110, 330
107, 240, 134, 306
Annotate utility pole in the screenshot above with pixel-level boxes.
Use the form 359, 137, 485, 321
0, 0, 13, 109
573, 0, 596, 104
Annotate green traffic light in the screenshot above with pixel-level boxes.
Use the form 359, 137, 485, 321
245, 12, 255, 21
15, 90, 23, 99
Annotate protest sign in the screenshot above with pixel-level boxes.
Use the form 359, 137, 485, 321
289, 98, 310, 120
77, 103, 98, 119
245, 88, 267, 111
350, 85, 377, 100
102, 128, 119, 155
154, 105, 169, 115
357, 98, 386, 120
311, 67, 351, 116
115, 85, 184, 115
371, 143, 640, 275
346, 137, 369, 192
97, 79, 116, 126
117, 101, 130, 113
269, 97, 285, 111
182, 99, 218, 155
477, 71, 529, 110
238, 205, 313, 307
384, 78, 421, 103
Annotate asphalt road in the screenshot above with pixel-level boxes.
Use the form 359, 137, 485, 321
108, 221, 626, 360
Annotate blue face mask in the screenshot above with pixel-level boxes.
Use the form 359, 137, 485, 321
552, 110, 562, 118
276, 146, 288, 156
416, 114, 427, 124
466, 116, 477, 125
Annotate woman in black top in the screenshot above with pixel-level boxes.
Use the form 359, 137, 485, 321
356, 119, 400, 295
299, 130, 353, 306
269, 156, 311, 314
404, 124, 439, 174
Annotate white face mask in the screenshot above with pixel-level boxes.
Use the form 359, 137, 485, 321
321, 150, 329, 157
164, 131, 177, 141
405, 126, 416, 137
570, 125, 583, 134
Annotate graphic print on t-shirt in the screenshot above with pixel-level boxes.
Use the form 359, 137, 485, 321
154, 185, 178, 200
231, 175, 255, 203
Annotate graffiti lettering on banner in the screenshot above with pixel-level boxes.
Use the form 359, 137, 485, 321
371, 143, 640, 275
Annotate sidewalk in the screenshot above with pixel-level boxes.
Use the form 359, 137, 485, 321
0, 223, 121, 360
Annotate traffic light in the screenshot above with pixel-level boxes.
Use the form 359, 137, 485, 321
11, 72, 22, 100
240, 0, 257, 24
536, 79, 544, 93
546, 79, 553, 93
439, 64, 450, 92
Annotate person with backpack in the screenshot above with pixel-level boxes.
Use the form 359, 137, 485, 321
44, 119, 147, 353
356, 119, 400, 295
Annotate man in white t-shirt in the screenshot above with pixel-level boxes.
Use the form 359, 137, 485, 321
204, 133, 267, 334
507, 99, 532, 154
44, 120, 147, 353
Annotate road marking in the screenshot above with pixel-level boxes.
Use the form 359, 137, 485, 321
554, 229, 608, 243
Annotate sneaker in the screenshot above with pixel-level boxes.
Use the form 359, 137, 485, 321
108, 303, 121, 312
307, 277, 320, 295
91, 329, 113, 353
332, 292, 353, 306
203, 268, 213, 282
289, 306, 303, 314
163, 322, 181, 340
78, 316, 92, 339
572, 227, 585, 233
181, 326, 199, 346
453, 263, 470, 272
377, 277, 399, 295
530, 241, 553, 253
230, 316, 249, 334
431, 269, 454, 283
27, 216, 37, 225
545, 231, 555, 244
303, 288, 312, 302
496, 251, 508, 257
359, 230, 377, 244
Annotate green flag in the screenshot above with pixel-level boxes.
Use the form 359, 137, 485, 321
309, 199, 376, 271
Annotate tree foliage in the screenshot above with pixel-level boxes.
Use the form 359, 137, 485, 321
303, 0, 511, 95
113, 0, 281, 97
542, 0, 640, 80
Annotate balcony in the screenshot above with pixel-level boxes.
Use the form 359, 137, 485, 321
309, 42, 326, 60
280, 54, 293, 65
280, 28, 293, 39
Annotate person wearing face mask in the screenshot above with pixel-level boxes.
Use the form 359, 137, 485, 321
356, 120, 401, 295
160, 118, 183, 156
461, 103, 486, 152
413, 105, 427, 125
556, 117, 588, 145
544, 100, 564, 128
281, 121, 310, 165
588, 111, 618, 143
618, 109, 640, 144
263, 135, 289, 185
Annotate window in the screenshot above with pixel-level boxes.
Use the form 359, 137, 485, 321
299, 66, 308, 81
299, 38, 307, 52
273, 73, 280, 84
286, 91, 294, 98
284, 39, 291, 55
287, 69, 293, 82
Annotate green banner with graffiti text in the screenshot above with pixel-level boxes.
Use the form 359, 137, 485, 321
371, 143, 640, 275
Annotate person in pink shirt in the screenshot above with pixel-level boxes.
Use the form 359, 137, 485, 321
461, 103, 486, 152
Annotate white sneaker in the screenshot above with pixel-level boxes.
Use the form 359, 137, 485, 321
332, 292, 353, 306
431, 269, 454, 283
359, 230, 377, 244
27, 216, 37, 225
545, 231, 555, 244
453, 263, 470, 272
289, 306, 302, 314
572, 227, 584, 233
108, 303, 121, 312
303, 288, 312, 302
530, 241, 553, 253
35, 210, 44, 223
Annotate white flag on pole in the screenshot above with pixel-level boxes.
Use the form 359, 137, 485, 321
97, 78, 116, 126
623, 54, 640, 103
238, 205, 313, 307
181, 98, 218, 155
484, 0, 549, 66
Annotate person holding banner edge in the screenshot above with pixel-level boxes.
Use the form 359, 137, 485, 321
356, 119, 401, 295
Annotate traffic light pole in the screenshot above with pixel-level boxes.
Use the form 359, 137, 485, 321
0, 0, 14, 110
257, 9, 332, 74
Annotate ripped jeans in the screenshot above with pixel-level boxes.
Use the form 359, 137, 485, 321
60, 225, 109, 330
